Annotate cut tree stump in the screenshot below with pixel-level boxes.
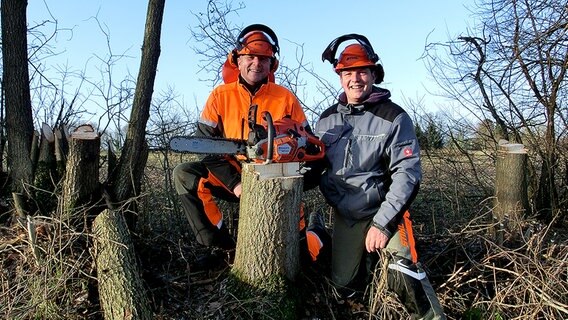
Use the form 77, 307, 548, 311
33, 123, 57, 214
61, 124, 100, 223
493, 140, 529, 244
229, 162, 303, 319
54, 124, 69, 178
30, 130, 40, 175
94, 208, 151, 320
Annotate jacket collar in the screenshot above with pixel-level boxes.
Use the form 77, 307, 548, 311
337, 86, 391, 114
239, 75, 269, 95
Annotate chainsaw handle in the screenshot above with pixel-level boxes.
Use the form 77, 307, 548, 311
301, 135, 325, 161
261, 111, 275, 164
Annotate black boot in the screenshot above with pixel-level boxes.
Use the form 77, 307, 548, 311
387, 258, 446, 319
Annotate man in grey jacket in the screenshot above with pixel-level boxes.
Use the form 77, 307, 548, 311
315, 34, 446, 319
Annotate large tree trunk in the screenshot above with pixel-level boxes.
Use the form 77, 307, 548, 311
110, 0, 164, 223
1, 0, 34, 195
230, 162, 303, 319
493, 141, 529, 244
61, 125, 100, 225
93, 208, 152, 320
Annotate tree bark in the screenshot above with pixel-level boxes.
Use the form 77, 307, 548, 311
232, 162, 303, 283
94, 208, 152, 320
110, 0, 164, 212
61, 125, 100, 224
1, 0, 34, 194
229, 163, 303, 319
493, 140, 529, 244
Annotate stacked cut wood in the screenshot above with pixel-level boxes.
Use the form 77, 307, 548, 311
32, 123, 58, 214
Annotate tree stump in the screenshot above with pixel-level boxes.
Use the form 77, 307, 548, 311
33, 123, 57, 214
61, 125, 100, 224
30, 130, 40, 175
493, 140, 529, 244
94, 208, 151, 320
54, 125, 69, 178
229, 162, 303, 319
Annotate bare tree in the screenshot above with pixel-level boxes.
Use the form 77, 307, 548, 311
189, 0, 246, 86
108, 0, 165, 228
146, 88, 198, 214
423, 0, 568, 219
1, 0, 35, 195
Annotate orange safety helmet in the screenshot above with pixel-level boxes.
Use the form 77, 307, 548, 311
235, 24, 279, 57
335, 44, 377, 72
236, 31, 275, 57
322, 34, 384, 84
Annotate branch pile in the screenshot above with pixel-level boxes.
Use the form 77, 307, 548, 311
424, 213, 568, 319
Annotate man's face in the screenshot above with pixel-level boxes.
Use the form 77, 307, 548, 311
237, 54, 271, 85
339, 67, 375, 104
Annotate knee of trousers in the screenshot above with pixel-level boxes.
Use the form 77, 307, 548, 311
173, 161, 207, 194
177, 193, 216, 246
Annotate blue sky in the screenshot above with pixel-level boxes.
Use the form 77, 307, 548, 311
27, 1, 475, 123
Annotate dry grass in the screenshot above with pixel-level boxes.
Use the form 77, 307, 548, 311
429, 211, 568, 319
1, 149, 567, 319
0, 215, 97, 319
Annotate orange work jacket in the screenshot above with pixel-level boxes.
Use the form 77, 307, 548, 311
196, 78, 308, 190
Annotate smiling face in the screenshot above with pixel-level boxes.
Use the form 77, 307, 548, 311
339, 67, 376, 104
237, 54, 272, 85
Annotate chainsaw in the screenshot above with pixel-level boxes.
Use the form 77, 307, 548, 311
169, 105, 325, 164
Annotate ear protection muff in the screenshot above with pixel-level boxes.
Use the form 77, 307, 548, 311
374, 63, 385, 84
269, 57, 279, 73
322, 34, 384, 84
230, 24, 280, 72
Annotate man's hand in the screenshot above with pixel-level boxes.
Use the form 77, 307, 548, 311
233, 183, 242, 198
365, 225, 389, 253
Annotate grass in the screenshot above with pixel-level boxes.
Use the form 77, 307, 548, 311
1, 149, 567, 319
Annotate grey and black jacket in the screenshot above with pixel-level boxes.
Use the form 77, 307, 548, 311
315, 87, 421, 237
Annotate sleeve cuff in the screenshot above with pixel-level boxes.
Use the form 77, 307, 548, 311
372, 220, 392, 238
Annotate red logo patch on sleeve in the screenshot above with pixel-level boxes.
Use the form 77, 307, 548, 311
403, 147, 413, 157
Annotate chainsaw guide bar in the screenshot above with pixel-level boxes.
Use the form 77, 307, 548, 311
169, 136, 249, 155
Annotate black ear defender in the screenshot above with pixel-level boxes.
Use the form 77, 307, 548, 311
230, 24, 280, 72
322, 33, 384, 84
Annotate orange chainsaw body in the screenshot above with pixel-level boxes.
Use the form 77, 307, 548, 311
250, 117, 325, 163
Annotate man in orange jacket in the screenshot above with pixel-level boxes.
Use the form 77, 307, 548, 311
173, 24, 327, 268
